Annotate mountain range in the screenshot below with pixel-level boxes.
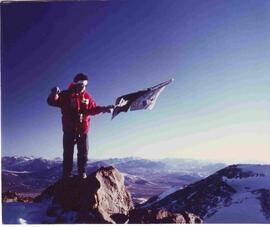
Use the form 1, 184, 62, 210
2, 156, 225, 204
2, 156, 270, 223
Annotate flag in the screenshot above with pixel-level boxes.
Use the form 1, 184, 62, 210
112, 78, 173, 119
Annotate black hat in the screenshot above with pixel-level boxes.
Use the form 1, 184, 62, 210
73, 73, 88, 83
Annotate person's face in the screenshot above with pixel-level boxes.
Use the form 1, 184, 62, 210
75, 83, 86, 94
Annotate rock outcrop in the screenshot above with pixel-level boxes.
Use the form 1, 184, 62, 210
36, 166, 133, 223
128, 208, 202, 224
2, 191, 33, 203
35, 166, 201, 224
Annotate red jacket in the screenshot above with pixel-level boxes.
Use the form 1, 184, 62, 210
47, 84, 103, 134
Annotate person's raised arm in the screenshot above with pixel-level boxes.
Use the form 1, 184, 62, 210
47, 86, 61, 107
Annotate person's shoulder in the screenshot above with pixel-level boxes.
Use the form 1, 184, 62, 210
84, 91, 96, 104
84, 91, 93, 99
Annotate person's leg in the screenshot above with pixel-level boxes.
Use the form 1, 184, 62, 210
77, 133, 89, 178
63, 132, 75, 178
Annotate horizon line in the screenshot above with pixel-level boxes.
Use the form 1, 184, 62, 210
2, 155, 270, 165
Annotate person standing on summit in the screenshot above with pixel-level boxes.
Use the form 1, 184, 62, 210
47, 73, 113, 179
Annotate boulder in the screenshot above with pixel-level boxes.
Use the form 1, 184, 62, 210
36, 166, 134, 223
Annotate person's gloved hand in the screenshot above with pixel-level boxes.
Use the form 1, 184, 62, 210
102, 105, 114, 113
51, 86, 61, 94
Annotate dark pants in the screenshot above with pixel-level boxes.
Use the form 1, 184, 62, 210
63, 132, 89, 177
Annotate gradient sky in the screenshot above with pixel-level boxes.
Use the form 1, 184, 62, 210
2, 0, 270, 163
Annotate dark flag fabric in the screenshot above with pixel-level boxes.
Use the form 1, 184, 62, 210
112, 79, 173, 119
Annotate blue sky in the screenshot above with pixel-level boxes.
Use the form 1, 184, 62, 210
2, 0, 270, 163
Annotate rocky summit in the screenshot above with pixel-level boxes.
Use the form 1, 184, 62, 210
34, 166, 201, 224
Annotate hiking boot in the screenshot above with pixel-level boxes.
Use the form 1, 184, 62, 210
79, 172, 87, 179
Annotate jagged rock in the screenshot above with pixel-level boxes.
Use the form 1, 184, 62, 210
2, 191, 33, 203
128, 208, 202, 223
36, 166, 134, 223
94, 166, 134, 215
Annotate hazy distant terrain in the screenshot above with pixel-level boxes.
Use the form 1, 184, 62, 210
2, 156, 226, 204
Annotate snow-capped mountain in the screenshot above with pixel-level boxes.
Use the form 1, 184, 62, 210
142, 164, 270, 223
2, 156, 61, 172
